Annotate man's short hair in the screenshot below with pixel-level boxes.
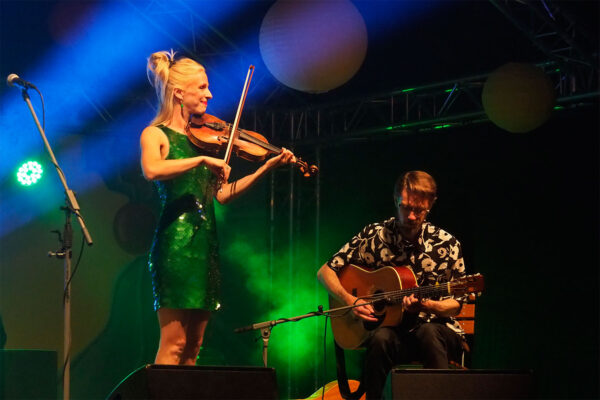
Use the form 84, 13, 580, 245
394, 171, 437, 203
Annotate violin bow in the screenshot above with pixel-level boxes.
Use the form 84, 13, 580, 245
223, 65, 255, 165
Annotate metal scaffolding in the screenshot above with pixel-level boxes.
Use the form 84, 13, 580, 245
489, 0, 598, 70
244, 60, 598, 145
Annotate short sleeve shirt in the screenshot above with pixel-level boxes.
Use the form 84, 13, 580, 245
327, 217, 467, 335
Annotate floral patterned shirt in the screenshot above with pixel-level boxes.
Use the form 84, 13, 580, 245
327, 217, 467, 336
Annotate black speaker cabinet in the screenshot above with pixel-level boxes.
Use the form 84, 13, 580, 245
0, 349, 57, 400
383, 369, 534, 400
106, 364, 278, 400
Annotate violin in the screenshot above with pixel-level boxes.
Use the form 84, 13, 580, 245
185, 113, 318, 177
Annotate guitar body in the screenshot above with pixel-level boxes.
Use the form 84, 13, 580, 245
329, 265, 417, 350
302, 380, 365, 400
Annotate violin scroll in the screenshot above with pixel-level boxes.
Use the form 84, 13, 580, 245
297, 159, 319, 177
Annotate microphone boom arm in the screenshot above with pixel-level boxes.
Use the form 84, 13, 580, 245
233, 300, 381, 367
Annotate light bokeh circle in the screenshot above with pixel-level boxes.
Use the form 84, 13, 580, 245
259, 0, 368, 93
482, 63, 556, 133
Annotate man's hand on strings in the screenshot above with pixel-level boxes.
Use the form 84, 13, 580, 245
349, 297, 379, 322
403, 294, 430, 313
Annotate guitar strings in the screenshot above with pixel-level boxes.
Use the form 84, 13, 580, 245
356, 282, 473, 304
354, 274, 482, 304
359, 285, 449, 303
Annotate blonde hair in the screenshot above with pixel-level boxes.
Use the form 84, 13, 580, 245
146, 50, 206, 126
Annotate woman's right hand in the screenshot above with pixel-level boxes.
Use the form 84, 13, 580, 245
202, 156, 231, 183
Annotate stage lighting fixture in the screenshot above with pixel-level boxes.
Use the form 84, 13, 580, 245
16, 161, 43, 186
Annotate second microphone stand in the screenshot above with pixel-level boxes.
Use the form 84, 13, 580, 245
234, 301, 379, 368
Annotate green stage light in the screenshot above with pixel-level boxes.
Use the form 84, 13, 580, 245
16, 161, 43, 186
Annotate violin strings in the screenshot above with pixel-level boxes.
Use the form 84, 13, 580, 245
224, 123, 282, 153
194, 120, 282, 153
188, 120, 314, 173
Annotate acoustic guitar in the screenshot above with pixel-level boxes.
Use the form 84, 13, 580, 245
301, 380, 365, 400
329, 265, 484, 350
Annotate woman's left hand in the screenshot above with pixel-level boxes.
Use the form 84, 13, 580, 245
265, 147, 296, 169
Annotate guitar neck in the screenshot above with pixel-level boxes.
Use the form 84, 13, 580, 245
368, 281, 456, 304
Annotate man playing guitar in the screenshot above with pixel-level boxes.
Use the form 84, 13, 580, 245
317, 171, 468, 400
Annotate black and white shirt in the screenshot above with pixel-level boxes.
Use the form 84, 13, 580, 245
327, 217, 467, 335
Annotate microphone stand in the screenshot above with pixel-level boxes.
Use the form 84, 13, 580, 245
19, 87, 93, 400
234, 300, 381, 368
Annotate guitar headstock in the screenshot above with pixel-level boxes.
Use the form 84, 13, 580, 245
451, 273, 485, 297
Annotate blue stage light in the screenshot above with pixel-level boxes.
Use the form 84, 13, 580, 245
0, 1, 245, 236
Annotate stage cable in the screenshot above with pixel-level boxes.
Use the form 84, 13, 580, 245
61, 234, 85, 380
33, 86, 46, 132
35, 85, 79, 222
64, 234, 85, 291
321, 314, 329, 400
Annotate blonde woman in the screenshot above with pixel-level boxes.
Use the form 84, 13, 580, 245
141, 50, 294, 365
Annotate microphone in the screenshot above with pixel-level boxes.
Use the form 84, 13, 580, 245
234, 324, 256, 334
234, 320, 276, 333
6, 74, 36, 89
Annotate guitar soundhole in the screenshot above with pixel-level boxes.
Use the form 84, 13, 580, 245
372, 290, 386, 312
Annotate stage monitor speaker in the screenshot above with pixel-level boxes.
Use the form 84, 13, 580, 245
106, 364, 278, 400
0, 349, 57, 400
383, 369, 533, 400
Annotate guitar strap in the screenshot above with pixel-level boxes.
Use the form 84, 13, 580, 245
334, 341, 365, 400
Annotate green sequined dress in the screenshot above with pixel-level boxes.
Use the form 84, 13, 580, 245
148, 125, 220, 311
